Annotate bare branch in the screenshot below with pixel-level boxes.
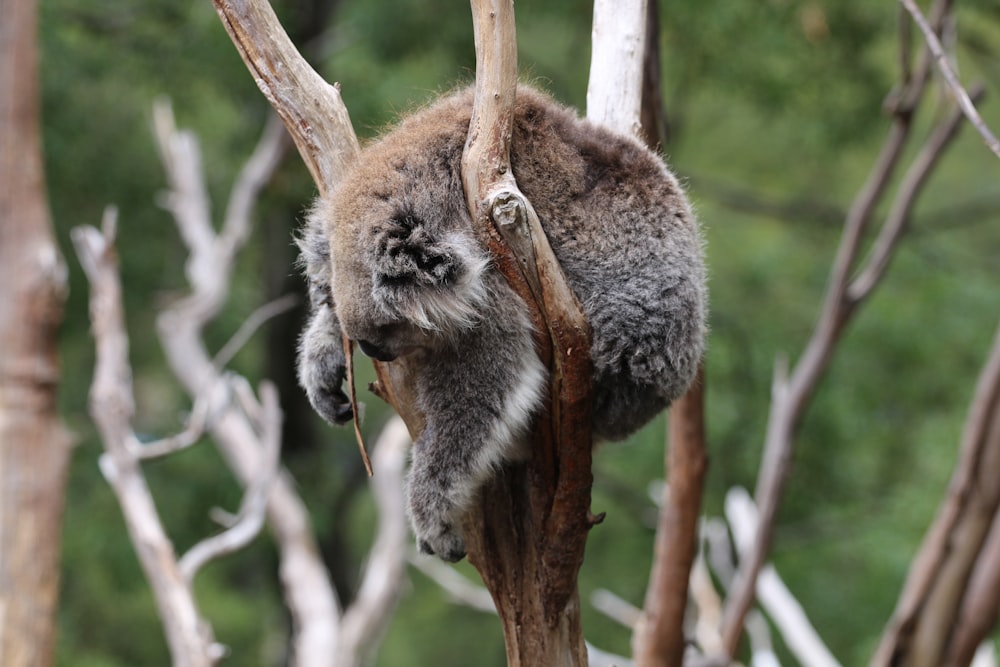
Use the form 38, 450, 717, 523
337, 416, 411, 666
128, 385, 221, 460
946, 509, 1000, 666
152, 101, 341, 665
635, 365, 708, 667
179, 381, 283, 582
899, 0, 1000, 158
721, 0, 974, 648
209, 0, 360, 193
72, 212, 222, 667
591, 589, 642, 630
725, 489, 841, 667
873, 317, 1000, 667
689, 553, 725, 657
972, 643, 999, 667
410, 555, 497, 614
458, 1, 594, 665
587, 0, 647, 137
212, 293, 300, 369
414, 549, 631, 667
220, 113, 290, 252
848, 86, 985, 303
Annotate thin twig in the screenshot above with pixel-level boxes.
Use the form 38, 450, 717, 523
128, 387, 221, 460
848, 86, 984, 303
899, 0, 1000, 158
179, 382, 282, 582
212, 293, 301, 369
72, 211, 221, 667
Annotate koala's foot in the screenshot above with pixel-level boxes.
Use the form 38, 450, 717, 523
416, 524, 467, 563
407, 468, 467, 562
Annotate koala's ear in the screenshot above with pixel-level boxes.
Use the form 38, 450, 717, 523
368, 213, 489, 333
370, 214, 462, 288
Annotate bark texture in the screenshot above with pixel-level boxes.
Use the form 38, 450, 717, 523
0, 0, 71, 664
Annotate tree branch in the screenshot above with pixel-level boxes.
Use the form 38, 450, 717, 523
872, 316, 1000, 667
899, 0, 1000, 158
945, 509, 1000, 666
72, 210, 222, 667
460, 0, 594, 664
720, 0, 972, 651
725, 488, 840, 667
336, 416, 411, 666
179, 381, 282, 582
151, 96, 342, 666
209, 0, 359, 192
586, 0, 647, 138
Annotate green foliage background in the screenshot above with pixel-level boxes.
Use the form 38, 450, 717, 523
42, 0, 1000, 665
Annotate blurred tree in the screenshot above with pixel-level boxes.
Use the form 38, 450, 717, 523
0, 0, 71, 664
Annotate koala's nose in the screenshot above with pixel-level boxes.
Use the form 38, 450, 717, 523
357, 339, 398, 362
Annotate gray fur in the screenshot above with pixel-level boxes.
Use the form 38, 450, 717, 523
297, 85, 707, 561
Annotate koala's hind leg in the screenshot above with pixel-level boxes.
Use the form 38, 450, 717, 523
406, 304, 545, 562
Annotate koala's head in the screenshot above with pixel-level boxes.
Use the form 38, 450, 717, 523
316, 153, 490, 361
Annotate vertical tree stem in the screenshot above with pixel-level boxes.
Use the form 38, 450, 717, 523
0, 0, 71, 664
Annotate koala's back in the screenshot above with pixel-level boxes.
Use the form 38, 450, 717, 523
339, 85, 706, 441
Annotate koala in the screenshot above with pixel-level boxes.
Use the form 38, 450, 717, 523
298, 85, 707, 562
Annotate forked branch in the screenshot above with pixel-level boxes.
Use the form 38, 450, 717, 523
458, 1, 595, 664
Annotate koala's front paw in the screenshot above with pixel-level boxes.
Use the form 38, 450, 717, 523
298, 343, 354, 425
407, 468, 467, 562
304, 374, 354, 425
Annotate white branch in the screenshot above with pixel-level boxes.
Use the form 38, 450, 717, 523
179, 381, 283, 581
587, 0, 647, 137
973, 642, 999, 667
725, 488, 841, 667
337, 416, 412, 666
410, 554, 496, 614
72, 211, 222, 667
151, 100, 341, 666
590, 589, 642, 630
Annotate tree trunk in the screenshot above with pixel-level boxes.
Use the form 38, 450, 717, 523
0, 0, 71, 665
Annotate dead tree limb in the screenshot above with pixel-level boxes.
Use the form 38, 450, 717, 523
720, 0, 977, 653
152, 96, 414, 667
872, 317, 1000, 667
587, 0, 647, 138
591, 3, 710, 664
459, 1, 595, 665
0, 0, 71, 663
73, 211, 223, 667
899, 0, 1000, 159
946, 509, 1000, 666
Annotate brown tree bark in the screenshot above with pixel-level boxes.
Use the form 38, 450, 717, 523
0, 0, 71, 665
459, 2, 596, 665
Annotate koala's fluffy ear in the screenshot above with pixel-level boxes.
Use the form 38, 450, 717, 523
368, 213, 489, 335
